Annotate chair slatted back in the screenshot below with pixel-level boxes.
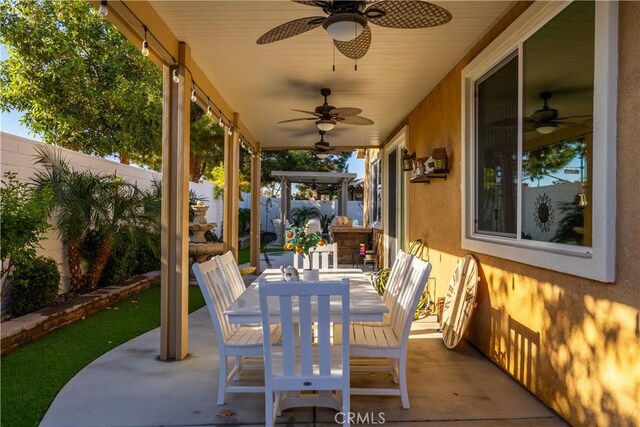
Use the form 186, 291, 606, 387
259, 279, 350, 391
293, 243, 338, 270
390, 257, 432, 344
383, 251, 414, 306
214, 251, 246, 300
192, 259, 238, 344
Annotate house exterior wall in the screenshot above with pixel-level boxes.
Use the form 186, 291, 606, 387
378, 2, 639, 425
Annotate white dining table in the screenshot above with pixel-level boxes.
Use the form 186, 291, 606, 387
224, 268, 388, 324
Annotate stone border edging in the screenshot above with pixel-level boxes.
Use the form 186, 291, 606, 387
0, 271, 160, 355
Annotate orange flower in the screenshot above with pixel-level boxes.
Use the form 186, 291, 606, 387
286, 230, 295, 240
318, 239, 326, 246
284, 242, 293, 251
295, 246, 304, 254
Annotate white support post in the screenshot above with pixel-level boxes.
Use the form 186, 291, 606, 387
160, 43, 190, 361
281, 177, 288, 237
340, 178, 349, 216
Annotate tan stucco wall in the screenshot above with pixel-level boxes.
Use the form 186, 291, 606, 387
397, 2, 640, 425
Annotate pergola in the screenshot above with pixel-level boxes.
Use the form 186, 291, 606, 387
96, 0, 514, 361
272, 171, 357, 237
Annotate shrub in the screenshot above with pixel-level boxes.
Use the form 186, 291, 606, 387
0, 172, 52, 298
238, 207, 251, 235
9, 257, 60, 317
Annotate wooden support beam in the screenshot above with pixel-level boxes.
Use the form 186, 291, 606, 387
223, 114, 240, 259
250, 143, 262, 272
160, 43, 190, 361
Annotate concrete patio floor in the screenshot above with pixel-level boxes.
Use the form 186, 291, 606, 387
41, 304, 566, 426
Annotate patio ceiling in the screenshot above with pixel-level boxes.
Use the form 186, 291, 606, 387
148, 1, 514, 151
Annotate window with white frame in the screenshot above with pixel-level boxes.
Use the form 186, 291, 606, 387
370, 157, 382, 226
462, 1, 617, 282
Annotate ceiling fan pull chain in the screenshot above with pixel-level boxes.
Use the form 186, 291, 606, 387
332, 44, 336, 72
355, 57, 358, 71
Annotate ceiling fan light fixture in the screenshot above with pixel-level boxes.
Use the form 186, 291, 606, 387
315, 152, 329, 160
315, 141, 330, 151
316, 118, 337, 132
322, 13, 367, 42
536, 123, 557, 134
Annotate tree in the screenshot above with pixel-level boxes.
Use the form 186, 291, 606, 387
189, 103, 225, 182
261, 150, 352, 195
0, 0, 162, 164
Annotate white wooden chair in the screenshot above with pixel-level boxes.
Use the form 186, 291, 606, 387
347, 257, 432, 409
192, 259, 280, 405
382, 250, 414, 310
213, 251, 246, 301
258, 278, 351, 427
293, 243, 338, 270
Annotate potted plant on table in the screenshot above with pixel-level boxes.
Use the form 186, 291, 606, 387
283, 228, 325, 281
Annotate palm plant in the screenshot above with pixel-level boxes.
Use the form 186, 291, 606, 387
32, 146, 103, 292
85, 176, 156, 290
32, 146, 161, 292
551, 201, 584, 245
290, 206, 321, 227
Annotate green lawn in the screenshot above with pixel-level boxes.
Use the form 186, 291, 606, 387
0, 284, 205, 427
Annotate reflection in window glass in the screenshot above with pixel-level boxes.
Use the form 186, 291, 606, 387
371, 159, 382, 224
475, 54, 518, 237
522, 1, 594, 246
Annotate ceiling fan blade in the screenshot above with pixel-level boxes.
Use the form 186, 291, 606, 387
330, 107, 362, 117
257, 16, 325, 44
293, 0, 331, 8
553, 121, 586, 128
489, 117, 531, 128
291, 109, 322, 117
277, 117, 317, 124
334, 24, 371, 59
340, 115, 374, 125
555, 115, 593, 121
365, 1, 452, 29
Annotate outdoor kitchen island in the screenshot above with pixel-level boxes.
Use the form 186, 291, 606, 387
329, 225, 373, 265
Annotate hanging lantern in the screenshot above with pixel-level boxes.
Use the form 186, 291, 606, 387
401, 148, 415, 172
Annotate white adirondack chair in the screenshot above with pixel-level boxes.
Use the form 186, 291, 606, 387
192, 259, 280, 405
258, 278, 351, 427
293, 243, 338, 270
347, 257, 432, 409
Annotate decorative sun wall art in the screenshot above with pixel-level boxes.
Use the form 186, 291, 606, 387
533, 193, 555, 232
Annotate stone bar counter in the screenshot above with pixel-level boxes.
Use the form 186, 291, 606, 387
329, 226, 373, 265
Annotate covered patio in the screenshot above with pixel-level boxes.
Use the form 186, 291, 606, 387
69, 1, 639, 425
